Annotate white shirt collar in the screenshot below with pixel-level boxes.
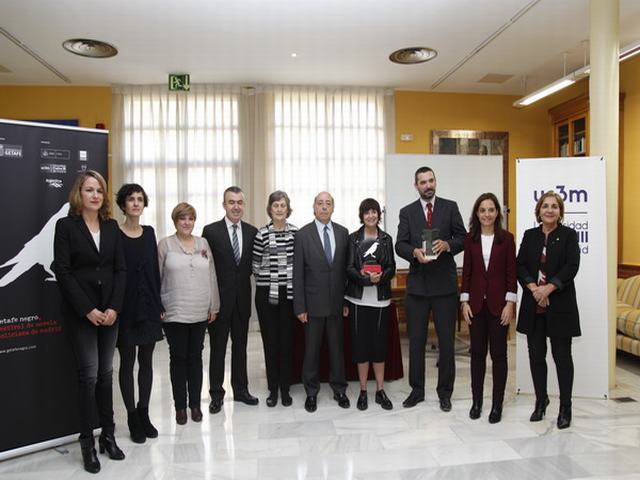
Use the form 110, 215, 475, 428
419, 196, 436, 211
225, 216, 241, 231
314, 218, 333, 232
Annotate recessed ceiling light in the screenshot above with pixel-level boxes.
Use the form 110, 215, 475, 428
389, 47, 437, 65
291, 53, 298, 58
62, 38, 117, 58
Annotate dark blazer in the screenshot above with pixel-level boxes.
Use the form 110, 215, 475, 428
345, 226, 396, 301
202, 218, 258, 322
53, 215, 126, 319
395, 197, 466, 297
460, 231, 517, 317
293, 220, 348, 317
516, 224, 581, 338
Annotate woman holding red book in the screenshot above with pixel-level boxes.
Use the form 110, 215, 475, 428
345, 198, 396, 411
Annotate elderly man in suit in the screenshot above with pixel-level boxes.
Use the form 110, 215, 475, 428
395, 166, 466, 412
202, 186, 258, 413
293, 191, 350, 413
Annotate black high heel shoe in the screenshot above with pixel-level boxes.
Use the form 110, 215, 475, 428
557, 404, 572, 429
80, 438, 101, 474
529, 396, 550, 422
98, 432, 125, 460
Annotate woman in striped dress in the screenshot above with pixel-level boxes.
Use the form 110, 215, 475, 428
252, 191, 298, 407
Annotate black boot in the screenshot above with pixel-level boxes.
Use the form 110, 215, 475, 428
98, 430, 125, 460
469, 400, 482, 420
557, 404, 572, 429
127, 410, 146, 444
529, 396, 550, 422
80, 437, 100, 474
137, 404, 158, 438
488, 404, 503, 424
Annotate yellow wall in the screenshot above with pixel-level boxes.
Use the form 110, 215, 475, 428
395, 82, 589, 231
0, 86, 111, 129
0, 85, 113, 181
620, 56, 640, 265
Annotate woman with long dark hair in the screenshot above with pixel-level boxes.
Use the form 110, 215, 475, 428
517, 191, 580, 429
53, 170, 126, 473
115, 184, 164, 443
460, 192, 516, 423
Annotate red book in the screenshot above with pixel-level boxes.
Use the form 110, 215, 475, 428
362, 264, 382, 274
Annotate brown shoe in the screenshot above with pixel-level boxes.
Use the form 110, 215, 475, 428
190, 407, 203, 422
175, 409, 187, 425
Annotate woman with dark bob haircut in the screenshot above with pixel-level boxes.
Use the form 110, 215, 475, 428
53, 170, 126, 473
345, 198, 396, 411
516, 191, 580, 429
114, 183, 164, 444
252, 190, 298, 407
460, 192, 516, 424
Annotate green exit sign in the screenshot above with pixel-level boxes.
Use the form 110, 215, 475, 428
169, 74, 190, 91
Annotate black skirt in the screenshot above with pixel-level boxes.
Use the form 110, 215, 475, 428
348, 302, 389, 363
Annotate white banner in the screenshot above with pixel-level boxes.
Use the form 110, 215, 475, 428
515, 156, 608, 398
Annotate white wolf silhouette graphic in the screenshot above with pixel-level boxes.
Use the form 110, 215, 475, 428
0, 202, 69, 287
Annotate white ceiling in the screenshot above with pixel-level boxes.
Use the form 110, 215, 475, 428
1, 0, 639, 95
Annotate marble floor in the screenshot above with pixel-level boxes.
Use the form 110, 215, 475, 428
2, 331, 640, 479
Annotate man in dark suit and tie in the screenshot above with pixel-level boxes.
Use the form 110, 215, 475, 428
293, 191, 350, 413
202, 186, 259, 413
395, 167, 466, 412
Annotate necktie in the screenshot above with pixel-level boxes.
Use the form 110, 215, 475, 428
426, 202, 433, 228
323, 225, 332, 264
232, 224, 240, 265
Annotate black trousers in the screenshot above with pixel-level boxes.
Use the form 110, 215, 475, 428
255, 286, 294, 395
208, 303, 250, 400
118, 343, 156, 412
405, 293, 457, 400
65, 317, 119, 439
163, 321, 208, 409
526, 313, 574, 406
469, 303, 508, 405
302, 314, 347, 397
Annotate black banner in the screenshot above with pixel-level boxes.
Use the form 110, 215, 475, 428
0, 120, 108, 453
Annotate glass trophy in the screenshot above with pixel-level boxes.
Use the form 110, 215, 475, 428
422, 228, 440, 260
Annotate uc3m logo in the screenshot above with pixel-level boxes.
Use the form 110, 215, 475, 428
534, 185, 588, 203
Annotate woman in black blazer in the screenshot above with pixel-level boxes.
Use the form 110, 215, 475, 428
53, 171, 126, 473
345, 198, 396, 411
516, 191, 580, 430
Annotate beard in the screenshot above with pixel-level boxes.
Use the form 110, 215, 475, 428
420, 189, 435, 200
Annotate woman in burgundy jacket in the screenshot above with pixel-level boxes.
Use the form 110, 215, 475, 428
460, 193, 516, 424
